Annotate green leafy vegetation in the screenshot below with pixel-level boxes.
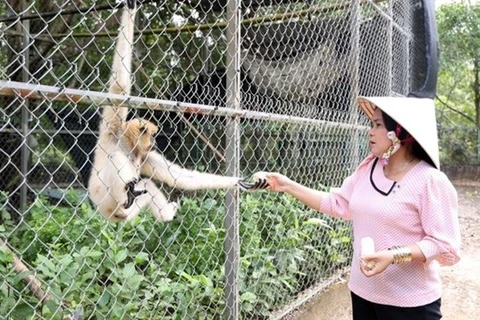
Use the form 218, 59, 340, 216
0, 190, 351, 319
436, 3, 480, 164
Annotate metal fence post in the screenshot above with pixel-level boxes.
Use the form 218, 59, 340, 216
224, 0, 241, 318
20, 0, 31, 212
350, 0, 362, 170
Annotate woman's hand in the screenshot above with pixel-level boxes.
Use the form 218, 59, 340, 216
253, 172, 293, 193
250, 172, 329, 212
360, 250, 394, 277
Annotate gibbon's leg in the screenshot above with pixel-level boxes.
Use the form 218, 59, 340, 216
135, 179, 178, 222
94, 181, 145, 222
124, 178, 147, 209
106, 151, 144, 207
140, 151, 241, 190
110, 191, 145, 222
111, 179, 177, 222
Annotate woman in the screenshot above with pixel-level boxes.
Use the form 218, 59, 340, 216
253, 97, 461, 319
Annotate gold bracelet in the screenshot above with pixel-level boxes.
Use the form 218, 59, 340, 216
389, 246, 412, 264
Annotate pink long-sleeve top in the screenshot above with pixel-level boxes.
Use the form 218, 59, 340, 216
319, 155, 461, 307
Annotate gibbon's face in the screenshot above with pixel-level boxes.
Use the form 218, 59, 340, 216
126, 119, 159, 155
368, 108, 391, 158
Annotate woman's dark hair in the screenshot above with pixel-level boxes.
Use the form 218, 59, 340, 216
381, 110, 436, 167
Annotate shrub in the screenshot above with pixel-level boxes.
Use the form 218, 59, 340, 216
0, 190, 351, 319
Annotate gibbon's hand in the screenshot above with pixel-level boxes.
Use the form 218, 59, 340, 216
237, 177, 269, 191
360, 250, 395, 277
124, 179, 148, 209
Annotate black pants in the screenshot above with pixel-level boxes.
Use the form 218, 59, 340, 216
351, 291, 442, 320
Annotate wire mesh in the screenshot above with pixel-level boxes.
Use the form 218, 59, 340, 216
0, 0, 435, 319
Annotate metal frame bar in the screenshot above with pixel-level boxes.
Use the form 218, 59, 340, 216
0, 80, 369, 131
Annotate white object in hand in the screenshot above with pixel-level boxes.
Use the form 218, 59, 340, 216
361, 237, 375, 255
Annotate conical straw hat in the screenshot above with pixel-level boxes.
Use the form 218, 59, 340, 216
358, 96, 440, 169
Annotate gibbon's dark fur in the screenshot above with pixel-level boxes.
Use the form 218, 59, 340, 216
88, 1, 246, 223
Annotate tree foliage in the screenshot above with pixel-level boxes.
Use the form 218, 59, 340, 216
436, 2, 480, 163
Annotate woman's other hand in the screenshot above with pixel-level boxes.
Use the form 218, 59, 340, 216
360, 250, 394, 277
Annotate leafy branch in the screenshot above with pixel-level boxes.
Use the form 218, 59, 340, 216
435, 94, 476, 124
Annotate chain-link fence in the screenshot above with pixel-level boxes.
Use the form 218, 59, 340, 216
0, 0, 435, 319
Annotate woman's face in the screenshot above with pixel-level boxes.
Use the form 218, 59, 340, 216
368, 108, 392, 157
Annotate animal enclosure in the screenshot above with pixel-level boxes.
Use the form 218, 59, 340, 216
0, 0, 437, 319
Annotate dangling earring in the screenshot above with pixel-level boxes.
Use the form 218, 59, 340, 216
381, 131, 400, 166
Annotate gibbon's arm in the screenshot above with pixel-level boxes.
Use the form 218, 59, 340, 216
108, 151, 138, 186
141, 151, 241, 190
100, 5, 138, 135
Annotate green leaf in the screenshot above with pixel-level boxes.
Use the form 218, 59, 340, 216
199, 275, 213, 287
240, 292, 257, 302
0, 249, 13, 263
115, 250, 128, 264
43, 300, 62, 317
97, 291, 110, 307
59, 255, 73, 267
11, 303, 34, 318
135, 252, 149, 264
86, 250, 103, 258
79, 246, 90, 256
39, 254, 56, 272
122, 262, 136, 279
127, 274, 144, 290
203, 198, 218, 210
303, 218, 332, 229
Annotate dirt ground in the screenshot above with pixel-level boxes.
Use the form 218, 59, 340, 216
288, 182, 480, 320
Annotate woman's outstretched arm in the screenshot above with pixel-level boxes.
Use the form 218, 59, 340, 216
261, 172, 329, 212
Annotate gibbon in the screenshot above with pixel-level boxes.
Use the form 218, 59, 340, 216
88, 0, 260, 223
